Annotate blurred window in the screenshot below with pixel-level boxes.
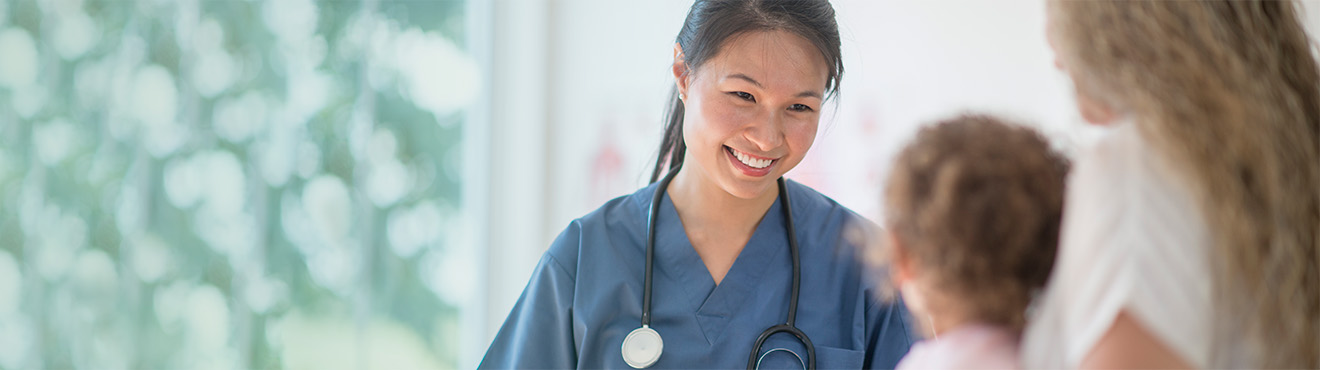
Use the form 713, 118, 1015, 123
0, 0, 481, 368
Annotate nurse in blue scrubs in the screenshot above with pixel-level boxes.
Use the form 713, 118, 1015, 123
480, 0, 915, 368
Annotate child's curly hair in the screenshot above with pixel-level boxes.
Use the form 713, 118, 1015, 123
884, 113, 1069, 332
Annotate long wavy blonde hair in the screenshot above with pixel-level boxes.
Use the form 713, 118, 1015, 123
1050, 1, 1320, 367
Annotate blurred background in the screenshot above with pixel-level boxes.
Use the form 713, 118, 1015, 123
0, 0, 1315, 369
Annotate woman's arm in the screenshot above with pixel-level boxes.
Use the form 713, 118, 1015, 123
478, 253, 578, 369
479, 222, 583, 369
1080, 310, 1193, 369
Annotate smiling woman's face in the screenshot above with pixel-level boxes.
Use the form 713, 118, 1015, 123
673, 29, 829, 199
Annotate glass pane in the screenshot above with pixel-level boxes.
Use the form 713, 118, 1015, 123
0, 0, 478, 368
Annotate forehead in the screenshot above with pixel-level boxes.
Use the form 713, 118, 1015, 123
699, 30, 830, 93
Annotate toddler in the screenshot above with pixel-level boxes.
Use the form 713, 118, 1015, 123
881, 114, 1069, 369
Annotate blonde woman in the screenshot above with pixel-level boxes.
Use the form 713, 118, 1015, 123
1023, 1, 1320, 369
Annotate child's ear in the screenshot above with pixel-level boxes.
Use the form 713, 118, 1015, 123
886, 229, 916, 284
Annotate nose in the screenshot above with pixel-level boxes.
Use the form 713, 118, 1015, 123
743, 110, 785, 152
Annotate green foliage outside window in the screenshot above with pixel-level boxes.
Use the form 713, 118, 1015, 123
0, 0, 478, 368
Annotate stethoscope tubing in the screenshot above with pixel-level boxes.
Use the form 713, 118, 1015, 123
640, 166, 815, 370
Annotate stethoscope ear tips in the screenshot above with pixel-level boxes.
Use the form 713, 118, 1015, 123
622, 325, 664, 368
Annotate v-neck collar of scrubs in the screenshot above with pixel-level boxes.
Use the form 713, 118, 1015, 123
651, 187, 791, 345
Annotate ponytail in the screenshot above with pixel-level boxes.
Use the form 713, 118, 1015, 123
651, 89, 687, 183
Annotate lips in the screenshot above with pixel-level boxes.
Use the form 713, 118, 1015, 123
724, 146, 777, 177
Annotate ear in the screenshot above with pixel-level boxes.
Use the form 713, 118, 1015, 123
672, 43, 691, 99
886, 229, 916, 284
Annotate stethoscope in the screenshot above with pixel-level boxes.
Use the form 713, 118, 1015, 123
621, 167, 816, 369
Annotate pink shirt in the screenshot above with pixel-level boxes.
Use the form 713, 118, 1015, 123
895, 324, 1020, 370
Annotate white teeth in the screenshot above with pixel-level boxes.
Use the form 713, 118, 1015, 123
732, 148, 773, 169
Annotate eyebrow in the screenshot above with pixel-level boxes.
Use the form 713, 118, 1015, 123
728, 73, 823, 99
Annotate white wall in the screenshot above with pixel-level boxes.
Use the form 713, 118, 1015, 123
546, 1, 693, 229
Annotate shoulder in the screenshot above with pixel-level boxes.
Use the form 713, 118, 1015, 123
544, 182, 655, 278
782, 178, 880, 279
1065, 122, 1209, 249
783, 179, 879, 263
900, 326, 1019, 370
1072, 122, 1198, 206
783, 178, 873, 238
1063, 121, 1214, 274
1030, 121, 1215, 368
1068, 122, 1145, 204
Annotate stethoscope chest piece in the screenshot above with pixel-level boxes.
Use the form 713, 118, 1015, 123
622, 325, 663, 368
628, 169, 813, 369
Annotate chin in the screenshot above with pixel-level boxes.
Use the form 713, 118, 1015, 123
720, 176, 780, 199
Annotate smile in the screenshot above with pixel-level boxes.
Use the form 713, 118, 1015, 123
725, 146, 777, 169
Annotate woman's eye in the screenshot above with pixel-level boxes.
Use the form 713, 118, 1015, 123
789, 104, 814, 112
730, 91, 755, 102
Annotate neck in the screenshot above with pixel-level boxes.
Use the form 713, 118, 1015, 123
666, 166, 779, 248
918, 292, 980, 339
927, 310, 974, 339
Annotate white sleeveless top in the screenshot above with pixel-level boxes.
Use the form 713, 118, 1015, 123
1020, 121, 1222, 369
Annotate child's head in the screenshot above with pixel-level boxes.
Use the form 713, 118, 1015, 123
883, 114, 1069, 334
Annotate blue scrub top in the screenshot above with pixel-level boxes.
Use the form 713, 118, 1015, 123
480, 179, 916, 369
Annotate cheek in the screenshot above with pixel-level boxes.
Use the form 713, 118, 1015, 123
690, 98, 751, 139
1076, 95, 1116, 125
787, 118, 819, 153
1071, 78, 1119, 125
